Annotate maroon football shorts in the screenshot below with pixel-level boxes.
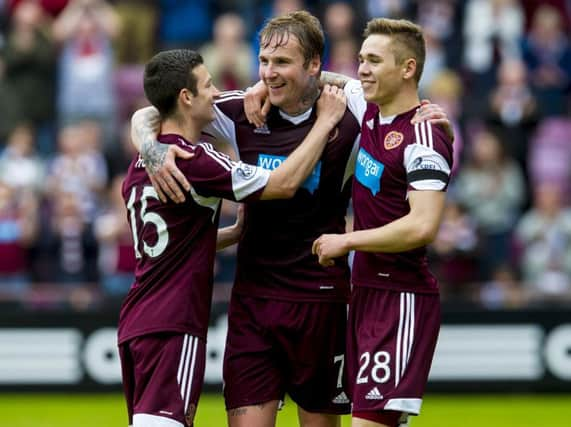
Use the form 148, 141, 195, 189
119, 333, 206, 426
223, 294, 350, 414
347, 287, 440, 416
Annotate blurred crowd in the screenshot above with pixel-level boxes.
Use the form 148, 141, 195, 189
0, 0, 569, 311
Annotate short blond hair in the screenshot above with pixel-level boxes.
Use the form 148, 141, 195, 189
364, 18, 425, 84
259, 11, 324, 68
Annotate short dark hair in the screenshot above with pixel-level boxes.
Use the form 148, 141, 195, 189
259, 11, 324, 68
143, 50, 203, 117
364, 18, 425, 84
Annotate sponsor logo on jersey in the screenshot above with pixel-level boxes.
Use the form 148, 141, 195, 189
365, 386, 384, 400
412, 156, 442, 171
236, 162, 257, 180
355, 148, 384, 196
384, 131, 404, 150
257, 154, 321, 193
253, 124, 271, 135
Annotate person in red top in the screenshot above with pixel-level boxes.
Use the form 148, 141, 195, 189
119, 49, 346, 427
313, 18, 454, 427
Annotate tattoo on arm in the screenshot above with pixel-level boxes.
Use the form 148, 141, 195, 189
142, 139, 167, 175
228, 408, 248, 417
320, 71, 351, 89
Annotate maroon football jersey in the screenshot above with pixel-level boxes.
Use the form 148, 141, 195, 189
208, 91, 361, 302
118, 134, 270, 344
351, 104, 453, 294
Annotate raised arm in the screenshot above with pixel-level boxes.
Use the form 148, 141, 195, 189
312, 190, 446, 266
260, 84, 346, 199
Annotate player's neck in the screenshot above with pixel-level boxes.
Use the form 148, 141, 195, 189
377, 86, 420, 117
280, 78, 319, 116
161, 117, 202, 145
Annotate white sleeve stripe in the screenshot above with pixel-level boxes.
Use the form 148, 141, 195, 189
414, 122, 422, 147
217, 90, 245, 98
204, 145, 234, 168
420, 121, 428, 148
215, 95, 245, 104
199, 143, 232, 170
427, 121, 434, 150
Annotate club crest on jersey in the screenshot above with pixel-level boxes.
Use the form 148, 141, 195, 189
258, 153, 321, 193
236, 162, 257, 180
384, 131, 404, 150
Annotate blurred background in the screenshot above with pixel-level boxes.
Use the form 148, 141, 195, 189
0, 0, 570, 422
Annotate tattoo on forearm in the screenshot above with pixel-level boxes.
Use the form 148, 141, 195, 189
142, 139, 167, 175
321, 71, 350, 89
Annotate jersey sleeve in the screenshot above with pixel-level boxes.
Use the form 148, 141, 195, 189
183, 143, 270, 202
403, 121, 453, 191
202, 91, 246, 156
344, 79, 367, 123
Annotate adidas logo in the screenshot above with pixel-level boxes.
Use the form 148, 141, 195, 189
332, 391, 349, 404
253, 124, 271, 135
366, 119, 374, 130
365, 387, 383, 400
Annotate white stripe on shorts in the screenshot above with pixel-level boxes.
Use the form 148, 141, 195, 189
395, 293, 415, 387
184, 337, 198, 412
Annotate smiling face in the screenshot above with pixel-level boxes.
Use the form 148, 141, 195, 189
188, 64, 220, 124
358, 34, 407, 105
258, 33, 320, 115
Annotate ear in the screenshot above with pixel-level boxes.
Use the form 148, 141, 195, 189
307, 55, 321, 77
179, 88, 193, 108
402, 58, 417, 81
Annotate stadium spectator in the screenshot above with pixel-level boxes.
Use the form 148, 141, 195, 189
365, 0, 412, 19
486, 58, 540, 201
94, 174, 134, 297
0, 0, 56, 153
46, 122, 108, 223
515, 182, 571, 304
454, 126, 526, 280
39, 189, 99, 284
528, 118, 571, 205
479, 264, 526, 309
462, 0, 524, 116
52, 0, 119, 151
323, 1, 360, 77
521, 4, 571, 117
112, 0, 156, 65
120, 48, 347, 427
0, 123, 46, 193
200, 13, 255, 90
313, 18, 453, 427
0, 180, 38, 295
430, 198, 479, 301
425, 69, 464, 175
132, 10, 451, 427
